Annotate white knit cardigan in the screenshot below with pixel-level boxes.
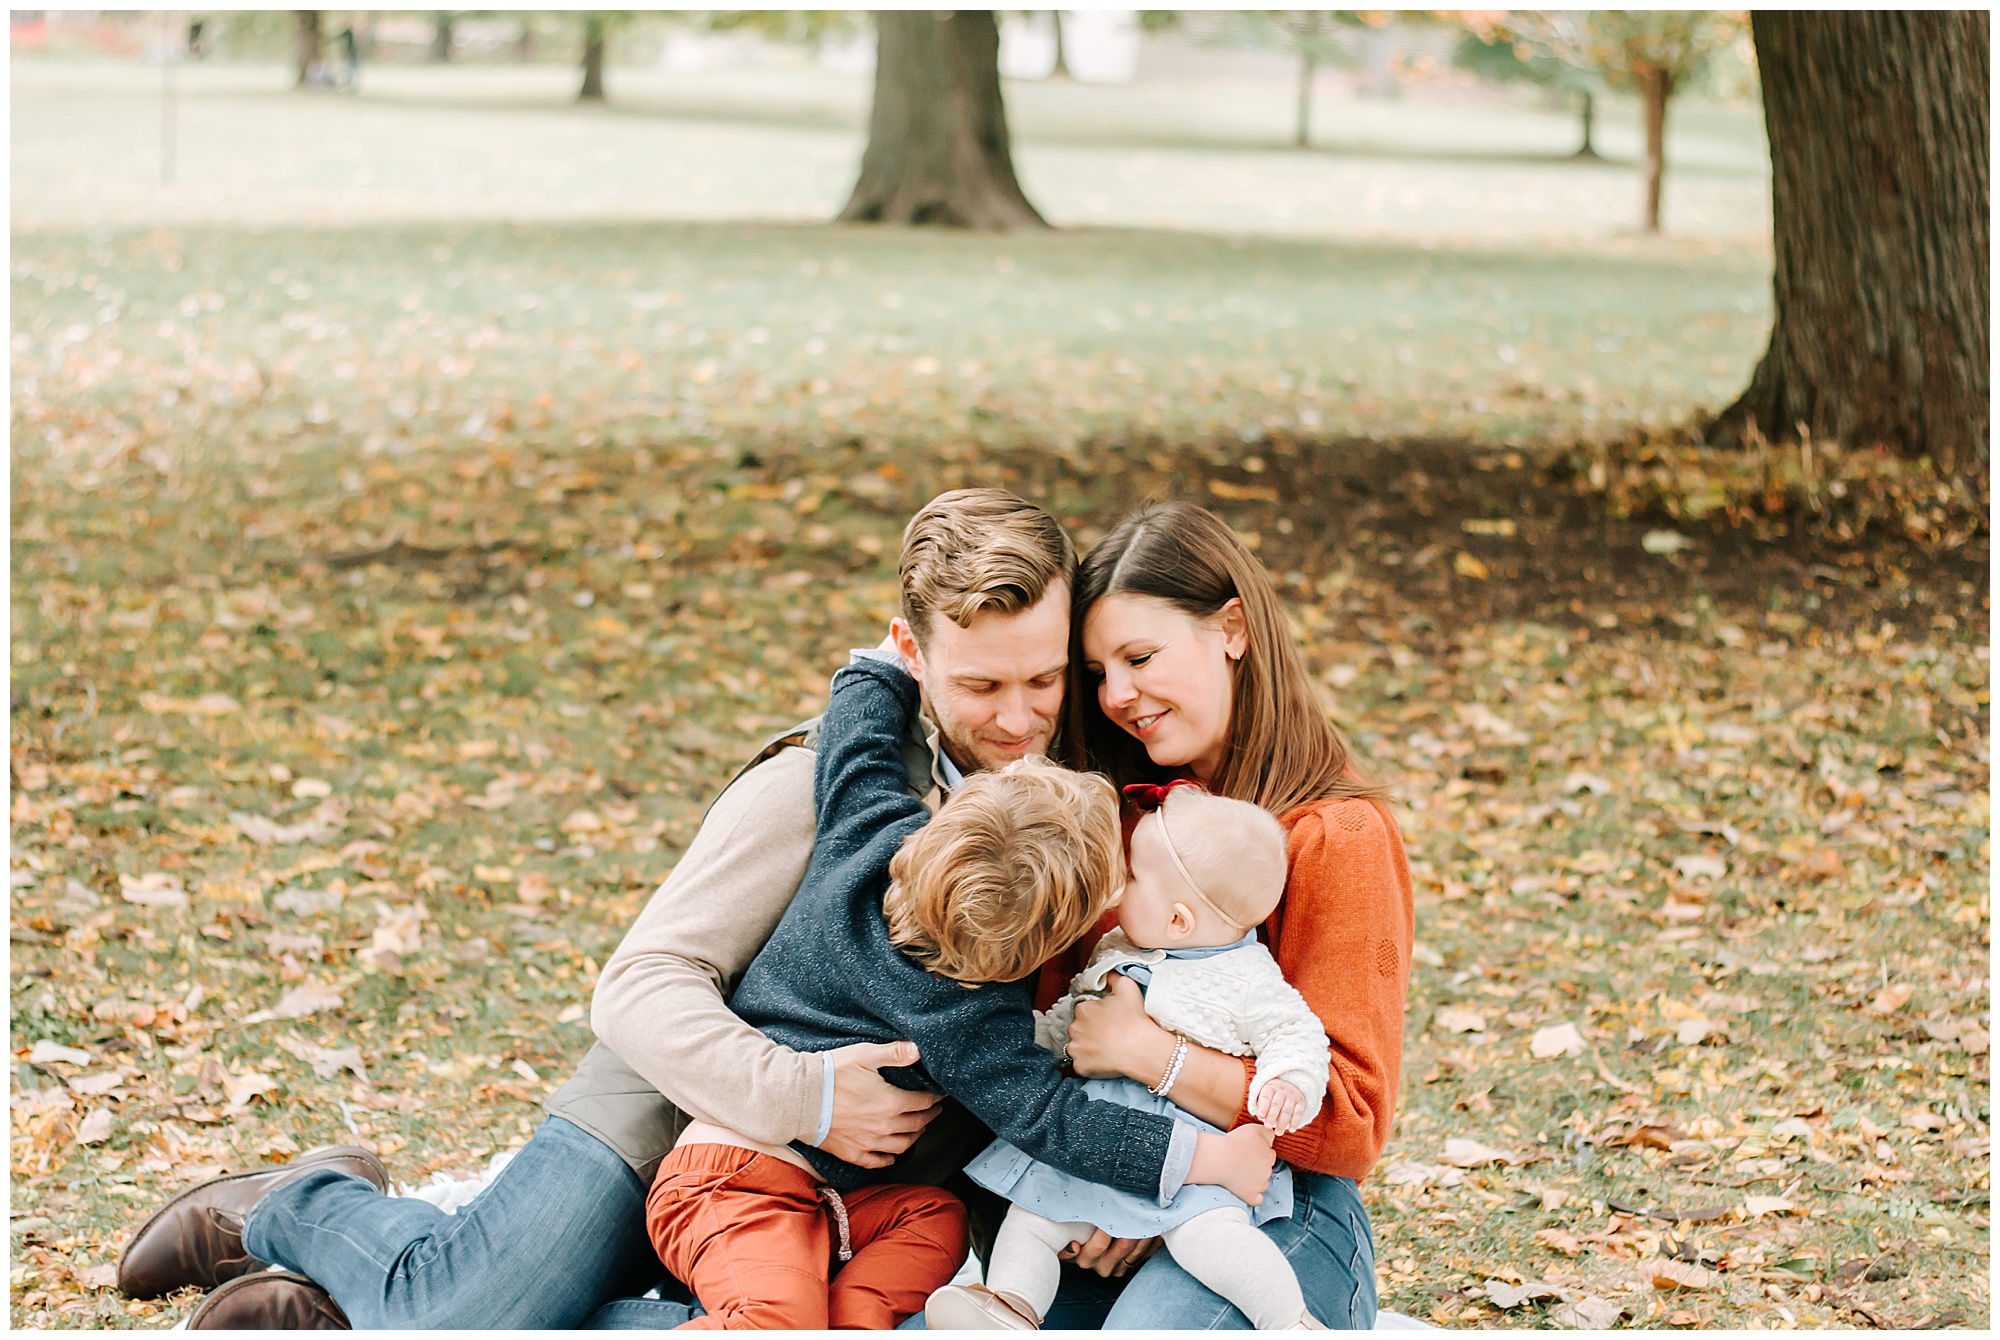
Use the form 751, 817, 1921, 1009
1036, 929, 1333, 1122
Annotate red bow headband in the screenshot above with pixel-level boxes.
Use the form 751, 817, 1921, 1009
1121, 779, 1208, 812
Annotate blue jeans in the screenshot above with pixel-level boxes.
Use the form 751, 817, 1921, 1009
901, 1171, 1377, 1331
242, 1116, 698, 1329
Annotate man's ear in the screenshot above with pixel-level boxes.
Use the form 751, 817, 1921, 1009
889, 616, 926, 679
1215, 598, 1249, 662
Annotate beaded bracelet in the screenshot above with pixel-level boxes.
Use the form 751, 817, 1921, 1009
1148, 1032, 1190, 1098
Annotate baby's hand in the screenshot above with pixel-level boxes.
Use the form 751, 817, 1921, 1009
1253, 1079, 1307, 1135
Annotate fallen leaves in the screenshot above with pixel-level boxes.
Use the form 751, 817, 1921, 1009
8, 219, 1988, 1333
71, 1264, 119, 1291
118, 871, 188, 909
1530, 1022, 1587, 1058
230, 799, 346, 846
1549, 1295, 1625, 1329
1742, 1195, 1801, 1218
1433, 1006, 1486, 1034
1865, 983, 1915, 1015
1440, 1137, 1523, 1168
273, 885, 344, 915
275, 1035, 369, 1083
137, 691, 240, 716
1638, 1258, 1718, 1290
1534, 1227, 1582, 1255
241, 982, 344, 1025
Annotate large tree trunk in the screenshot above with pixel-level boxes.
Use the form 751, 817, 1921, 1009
429, 12, 454, 63
293, 11, 322, 89
1635, 64, 1672, 232
579, 14, 607, 102
1712, 12, 1989, 484
838, 12, 1047, 230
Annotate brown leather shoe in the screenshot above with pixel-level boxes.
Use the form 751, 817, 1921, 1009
187, 1271, 351, 1329
116, 1146, 387, 1299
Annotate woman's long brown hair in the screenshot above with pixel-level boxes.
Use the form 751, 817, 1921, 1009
1068, 502, 1384, 816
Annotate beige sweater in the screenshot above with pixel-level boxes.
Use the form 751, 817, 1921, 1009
590, 746, 827, 1146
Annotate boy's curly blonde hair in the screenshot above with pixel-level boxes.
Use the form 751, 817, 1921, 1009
884, 758, 1123, 985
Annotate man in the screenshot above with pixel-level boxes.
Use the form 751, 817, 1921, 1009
117, 489, 1137, 1328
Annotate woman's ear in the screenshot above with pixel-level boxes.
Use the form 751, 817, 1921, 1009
1215, 598, 1249, 662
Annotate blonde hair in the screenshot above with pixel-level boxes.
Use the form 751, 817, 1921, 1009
899, 489, 1077, 646
1070, 502, 1385, 815
884, 759, 1122, 984
1142, 787, 1290, 930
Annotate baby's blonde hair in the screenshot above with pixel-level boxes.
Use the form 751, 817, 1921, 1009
884, 759, 1123, 984
1145, 787, 1290, 930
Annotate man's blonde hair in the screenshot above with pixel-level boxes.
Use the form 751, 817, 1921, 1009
899, 489, 1077, 645
884, 759, 1122, 984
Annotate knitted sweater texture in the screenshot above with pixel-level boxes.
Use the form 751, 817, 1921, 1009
1034, 796, 1413, 1183
729, 657, 1180, 1196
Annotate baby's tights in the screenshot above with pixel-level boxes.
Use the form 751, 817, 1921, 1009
986, 1205, 1312, 1329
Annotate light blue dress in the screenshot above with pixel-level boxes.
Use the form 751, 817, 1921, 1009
962, 945, 1296, 1240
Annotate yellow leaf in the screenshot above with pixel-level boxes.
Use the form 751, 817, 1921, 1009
1207, 479, 1280, 502
1867, 983, 1914, 1015
1453, 551, 1490, 579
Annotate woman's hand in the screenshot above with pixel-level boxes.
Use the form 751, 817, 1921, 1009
1065, 974, 1176, 1083
1252, 1079, 1307, 1136
1188, 1124, 1277, 1205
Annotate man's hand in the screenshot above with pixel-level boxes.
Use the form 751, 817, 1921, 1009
1059, 1229, 1163, 1279
1252, 1079, 1308, 1135
1065, 974, 1173, 1083
815, 1040, 942, 1169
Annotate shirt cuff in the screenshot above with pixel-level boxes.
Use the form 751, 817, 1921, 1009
1158, 1121, 1199, 1205
813, 1051, 837, 1146
1228, 1056, 1257, 1130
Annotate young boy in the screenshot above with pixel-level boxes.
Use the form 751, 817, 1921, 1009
644, 657, 1277, 1328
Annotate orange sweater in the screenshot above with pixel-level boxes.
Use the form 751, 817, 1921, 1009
1034, 796, 1413, 1184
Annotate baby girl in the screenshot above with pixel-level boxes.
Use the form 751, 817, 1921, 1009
928, 779, 1333, 1331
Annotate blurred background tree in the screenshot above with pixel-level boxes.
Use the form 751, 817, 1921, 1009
428, 10, 456, 63
838, 11, 1046, 229
1453, 13, 1604, 159
292, 9, 322, 89
577, 12, 630, 102
1714, 10, 1988, 486
1458, 11, 1746, 231
1581, 11, 1745, 234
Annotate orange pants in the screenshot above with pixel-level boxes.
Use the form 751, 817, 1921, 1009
647, 1143, 967, 1330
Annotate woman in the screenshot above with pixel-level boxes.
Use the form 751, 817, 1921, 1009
1058, 500, 1414, 1331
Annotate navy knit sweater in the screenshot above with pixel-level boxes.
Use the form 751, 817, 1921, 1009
729, 657, 1180, 1196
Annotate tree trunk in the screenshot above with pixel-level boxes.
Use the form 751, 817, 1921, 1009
1635, 64, 1672, 232
1050, 11, 1068, 79
1575, 88, 1600, 159
1295, 51, 1315, 148
579, 14, 607, 102
293, 11, 322, 89
429, 12, 454, 64
1712, 11, 1989, 484
839, 12, 1047, 230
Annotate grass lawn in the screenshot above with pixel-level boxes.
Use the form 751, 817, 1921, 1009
8, 125, 1987, 1332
